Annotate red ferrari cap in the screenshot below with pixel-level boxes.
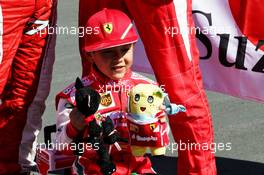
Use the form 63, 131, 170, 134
84, 8, 138, 52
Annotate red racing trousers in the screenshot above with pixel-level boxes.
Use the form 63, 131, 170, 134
0, 0, 57, 174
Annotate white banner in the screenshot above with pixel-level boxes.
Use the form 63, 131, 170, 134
133, 0, 264, 102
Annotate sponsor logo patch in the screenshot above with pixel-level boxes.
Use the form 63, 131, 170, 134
150, 124, 156, 130
103, 23, 113, 34
100, 93, 112, 106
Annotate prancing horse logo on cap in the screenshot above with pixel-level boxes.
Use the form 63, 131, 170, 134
103, 23, 113, 34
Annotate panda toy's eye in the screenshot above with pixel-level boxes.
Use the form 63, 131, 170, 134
134, 94, 140, 102
147, 96, 154, 103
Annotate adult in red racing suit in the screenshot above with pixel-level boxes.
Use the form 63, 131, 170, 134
79, 1, 217, 174
55, 66, 158, 175
0, 0, 57, 174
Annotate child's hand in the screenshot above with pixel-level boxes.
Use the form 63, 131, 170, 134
69, 108, 86, 131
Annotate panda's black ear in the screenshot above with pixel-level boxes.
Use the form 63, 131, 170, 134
75, 77, 84, 90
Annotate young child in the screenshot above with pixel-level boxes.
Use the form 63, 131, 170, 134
55, 8, 159, 175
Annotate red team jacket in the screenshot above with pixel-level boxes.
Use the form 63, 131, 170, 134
55, 66, 158, 175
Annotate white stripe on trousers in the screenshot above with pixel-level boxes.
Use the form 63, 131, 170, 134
173, 0, 192, 61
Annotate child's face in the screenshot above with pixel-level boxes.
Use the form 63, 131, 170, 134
90, 44, 133, 80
